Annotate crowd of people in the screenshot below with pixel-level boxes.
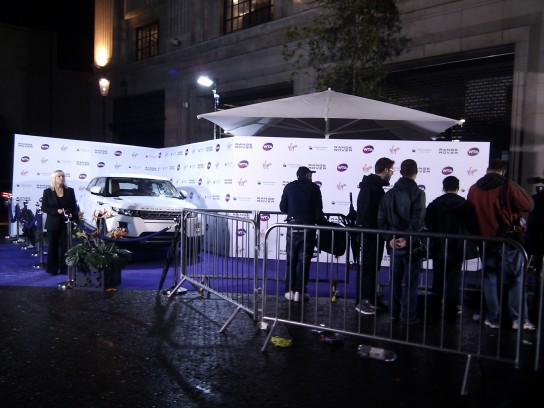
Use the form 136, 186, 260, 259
280, 159, 543, 330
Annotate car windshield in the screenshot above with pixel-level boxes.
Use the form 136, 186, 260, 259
108, 178, 180, 198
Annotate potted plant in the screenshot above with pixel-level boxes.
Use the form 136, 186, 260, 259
65, 210, 132, 290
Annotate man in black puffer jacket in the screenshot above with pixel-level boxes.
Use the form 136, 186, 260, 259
378, 159, 426, 324
425, 176, 479, 322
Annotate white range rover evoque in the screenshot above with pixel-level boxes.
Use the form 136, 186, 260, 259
79, 174, 203, 246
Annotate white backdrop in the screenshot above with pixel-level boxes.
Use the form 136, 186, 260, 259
11, 134, 489, 265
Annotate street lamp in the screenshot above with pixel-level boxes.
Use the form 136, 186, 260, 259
98, 77, 110, 141
197, 75, 220, 139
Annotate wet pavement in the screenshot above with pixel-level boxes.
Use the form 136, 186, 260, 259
0, 285, 542, 408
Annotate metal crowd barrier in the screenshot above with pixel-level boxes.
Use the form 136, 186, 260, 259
166, 209, 542, 393
258, 224, 543, 394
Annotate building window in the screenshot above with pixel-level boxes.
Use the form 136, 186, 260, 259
224, 0, 273, 34
136, 21, 159, 61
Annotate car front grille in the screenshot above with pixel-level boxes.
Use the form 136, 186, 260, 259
138, 210, 182, 220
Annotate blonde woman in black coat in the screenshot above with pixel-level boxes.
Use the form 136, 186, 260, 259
41, 170, 81, 275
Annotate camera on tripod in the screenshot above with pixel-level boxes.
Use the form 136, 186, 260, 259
527, 176, 544, 193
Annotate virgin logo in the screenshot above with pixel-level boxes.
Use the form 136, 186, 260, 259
263, 143, 273, 151
237, 228, 247, 237
40, 144, 50, 150
238, 160, 249, 168
442, 167, 454, 175
79, 174, 87, 179
337, 163, 348, 172
114, 151, 122, 156
468, 148, 480, 156
97, 162, 105, 168
260, 213, 270, 221
21, 156, 30, 162
363, 145, 374, 154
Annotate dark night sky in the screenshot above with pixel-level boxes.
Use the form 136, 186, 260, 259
1, 1, 95, 71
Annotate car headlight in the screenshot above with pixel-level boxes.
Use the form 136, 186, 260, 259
112, 207, 140, 217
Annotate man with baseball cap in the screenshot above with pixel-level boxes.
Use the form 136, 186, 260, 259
280, 166, 324, 302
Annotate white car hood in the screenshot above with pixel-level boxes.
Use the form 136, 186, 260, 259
111, 195, 196, 211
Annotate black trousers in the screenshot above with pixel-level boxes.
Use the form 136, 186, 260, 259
46, 227, 68, 274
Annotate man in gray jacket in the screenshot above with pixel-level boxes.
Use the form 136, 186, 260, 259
378, 159, 426, 324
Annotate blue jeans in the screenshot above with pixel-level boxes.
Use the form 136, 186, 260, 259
482, 243, 529, 325
390, 248, 421, 321
285, 230, 315, 293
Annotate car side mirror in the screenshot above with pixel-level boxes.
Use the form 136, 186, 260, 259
90, 186, 102, 195
178, 189, 188, 199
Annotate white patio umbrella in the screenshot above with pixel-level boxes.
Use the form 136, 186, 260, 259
197, 89, 461, 140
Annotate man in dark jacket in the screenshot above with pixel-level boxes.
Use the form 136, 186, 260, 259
354, 157, 395, 315
425, 176, 479, 322
378, 159, 426, 324
279, 166, 325, 302
467, 159, 534, 330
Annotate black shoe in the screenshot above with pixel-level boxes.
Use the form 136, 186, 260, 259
46, 270, 58, 276
369, 297, 389, 310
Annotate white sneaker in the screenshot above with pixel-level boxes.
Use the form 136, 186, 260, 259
484, 319, 499, 329
512, 320, 536, 331
294, 292, 310, 302
284, 291, 296, 301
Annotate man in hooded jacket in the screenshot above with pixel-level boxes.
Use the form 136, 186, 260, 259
467, 159, 534, 330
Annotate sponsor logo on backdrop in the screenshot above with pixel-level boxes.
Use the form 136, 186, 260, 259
235, 142, 253, 149
61, 145, 68, 151
56, 160, 71, 164
237, 228, 246, 237
310, 164, 327, 171
77, 147, 91, 152
412, 148, 432, 153
41, 158, 48, 164
257, 197, 275, 203
468, 147, 479, 156
238, 178, 248, 186
263, 143, 273, 151
97, 162, 105, 168
418, 166, 430, 174
309, 144, 328, 151
197, 163, 205, 169
418, 184, 426, 190
198, 178, 202, 185
216, 144, 220, 152
363, 164, 372, 173
95, 149, 107, 155
177, 164, 180, 171
76, 161, 90, 166
334, 145, 352, 152
205, 146, 213, 152
185, 149, 189, 156
225, 161, 233, 167
337, 182, 347, 190
288, 143, 297, 151
20, 170, 28, 176
41, 144, 50, 150
21, 156, 30, 162
337, 163, 348, 172
129, 165, 141, 170
17, 142, 33, 148
78, 174, 87, 179
114, 163, 121, 169
224, 178, 233, 185
442, 167, 454, 175
260, 213, 270, 221
258, 180, 276, 186
144, 166, 159, 171
131, 152, 139, 158
225, 194, 230, 202
390, 145, 400, 154
146, 153, 159, 159
467, 167, 478, 176
215, 162, 220, 169
262, 161, 272, 169
363, 145, 374, 154
314, 181, 322, 188
114, 151, 122, 156
238, 160, 249, 169
207, 162, 211, 169
438, 148, 459, 154
16, 183, 32, 188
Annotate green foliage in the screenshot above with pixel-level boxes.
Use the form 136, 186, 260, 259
283, 0, 409, 98
65, 229, 132, 272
